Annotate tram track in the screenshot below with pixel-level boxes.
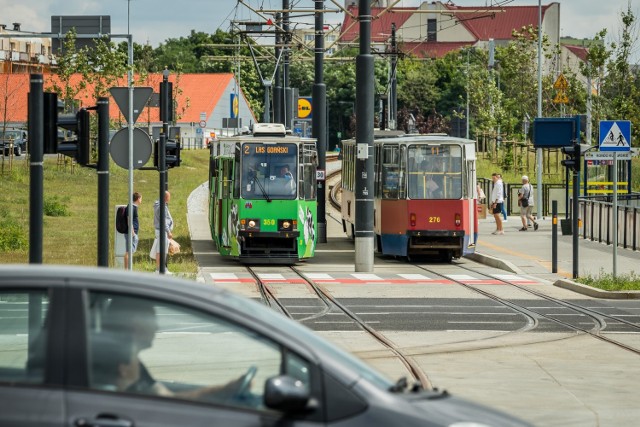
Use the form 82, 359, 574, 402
245, 265, 433, 390
415, 262, 640, 356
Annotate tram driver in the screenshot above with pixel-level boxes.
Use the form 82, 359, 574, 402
274, 164, 297, 196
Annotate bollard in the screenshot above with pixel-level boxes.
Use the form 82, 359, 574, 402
552, 200, 557, 274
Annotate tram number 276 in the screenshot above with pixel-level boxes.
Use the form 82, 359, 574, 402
429, 217, 441, 223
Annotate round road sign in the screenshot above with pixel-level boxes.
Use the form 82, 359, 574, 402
109, 127, 153, 169
199, 120, 207, 128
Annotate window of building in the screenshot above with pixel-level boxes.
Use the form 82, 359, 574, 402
427, 19, 437, 42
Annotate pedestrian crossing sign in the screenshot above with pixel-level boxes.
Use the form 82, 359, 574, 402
599, 120, 631, 152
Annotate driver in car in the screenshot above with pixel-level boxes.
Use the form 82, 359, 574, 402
96, 298, 255, 401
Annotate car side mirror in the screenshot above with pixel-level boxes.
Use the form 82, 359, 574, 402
264, 375, 311, 413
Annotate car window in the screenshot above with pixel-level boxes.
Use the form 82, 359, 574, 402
0, 290, 50, 384
86, 292, 312, 411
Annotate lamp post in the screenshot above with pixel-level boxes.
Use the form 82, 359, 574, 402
536, 0, 543, 216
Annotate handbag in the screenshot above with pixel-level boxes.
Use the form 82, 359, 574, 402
520, 185, 530, 207
168, 238, 181, 255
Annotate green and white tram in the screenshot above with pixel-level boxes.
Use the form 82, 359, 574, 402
208, 123, 318, 263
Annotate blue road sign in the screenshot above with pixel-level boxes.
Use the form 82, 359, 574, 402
599, 120, 631, 152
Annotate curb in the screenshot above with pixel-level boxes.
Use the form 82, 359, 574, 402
466, 252, 524, 275
554, 278, 640, 299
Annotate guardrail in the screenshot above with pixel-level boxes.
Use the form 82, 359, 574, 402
579, 196, 640, 251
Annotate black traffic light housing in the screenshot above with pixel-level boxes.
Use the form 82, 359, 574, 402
43, 92, 91, 166
561, 141, 581, 172
153, 138, 181, 168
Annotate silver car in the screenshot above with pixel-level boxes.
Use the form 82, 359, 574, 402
0, 266, 531, 426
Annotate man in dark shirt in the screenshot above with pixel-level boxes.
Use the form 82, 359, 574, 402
124, 192, 142, 269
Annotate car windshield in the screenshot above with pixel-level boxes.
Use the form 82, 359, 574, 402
0, 131, 20, 140
220, 288, 395, 391
241, 143, 298, 200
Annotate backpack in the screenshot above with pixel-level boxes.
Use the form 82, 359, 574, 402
116, 206, 128, 234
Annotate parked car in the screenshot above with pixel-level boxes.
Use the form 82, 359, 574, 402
0, 128, 28, 156
0, 265, 531, 427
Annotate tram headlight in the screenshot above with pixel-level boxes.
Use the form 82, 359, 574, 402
455, 213, 461, 227
410, 213, 417, 227
242, 219, 260, 231
278, 219, 296, 231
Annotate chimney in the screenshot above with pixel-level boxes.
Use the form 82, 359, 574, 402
13, 23, 21, 31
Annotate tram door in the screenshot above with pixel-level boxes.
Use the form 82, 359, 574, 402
219, 158, 234, 251
466, 156, 478, 247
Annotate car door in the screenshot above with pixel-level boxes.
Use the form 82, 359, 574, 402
0, 284, 66, 427
64, 289, 322, 427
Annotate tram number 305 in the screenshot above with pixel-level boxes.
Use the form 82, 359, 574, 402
429, 217, 441, 223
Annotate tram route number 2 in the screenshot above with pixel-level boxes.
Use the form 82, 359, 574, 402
429, 216, 441, 223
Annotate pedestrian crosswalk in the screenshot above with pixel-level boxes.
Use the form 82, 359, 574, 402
208, 272, 541, 286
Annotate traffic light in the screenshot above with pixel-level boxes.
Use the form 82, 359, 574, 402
166, 139, 181, 168
154, 137, 181, 169
561, 141, 581, 172
43, 92, 91, 166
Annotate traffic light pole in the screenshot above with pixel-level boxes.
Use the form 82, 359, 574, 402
158, 71, 169, 274
97, 97, 110, 267
28, 74, 44, 264
314, 0, 327, 244
355, 0, 375, 272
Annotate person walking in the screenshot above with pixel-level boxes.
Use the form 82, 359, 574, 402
518, 176, 538, 231
124, 192, 142, 269
498, 173, 508, 222
152, 191, 174, 274
490, 173, 504, 235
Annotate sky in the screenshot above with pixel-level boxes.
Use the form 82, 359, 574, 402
0, 0, 637, 48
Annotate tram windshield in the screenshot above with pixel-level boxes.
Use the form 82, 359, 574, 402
407, 145, 462, 199
241, 143, 298, 200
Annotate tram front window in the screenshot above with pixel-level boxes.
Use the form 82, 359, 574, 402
408, 145, 462, 199
242, 143, 298, 200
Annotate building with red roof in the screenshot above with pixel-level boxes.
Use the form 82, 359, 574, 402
0, 73, 256, 146
339, 1, 561, 59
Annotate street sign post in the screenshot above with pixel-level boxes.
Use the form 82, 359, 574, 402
599, 120, 632, 277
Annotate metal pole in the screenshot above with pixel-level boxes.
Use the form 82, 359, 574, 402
97, 97, 110, 267
390, 22, 397, 130
613, 152, 618, 277
263, 80, 271, 123
283, 0, 292, 129
572, 141, 580, 280
314, 0, 327, 244
274, 12, 282, 124
355, 0, 375, 272
466, 48, 470, 140
159, 71, 169, 274
127, 35, 134, 269
536, 0, 543, 218
28, 73, 43, 264
586, 62, 592, 146
552, 200, 557, 273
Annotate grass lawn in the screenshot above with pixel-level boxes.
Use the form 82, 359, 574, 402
0, 149, 210, 274
577, 271, 640, 292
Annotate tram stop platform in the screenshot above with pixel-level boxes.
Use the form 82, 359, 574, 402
473, 214, 640, 297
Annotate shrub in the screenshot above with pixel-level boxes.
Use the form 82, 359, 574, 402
43, 195, 70, 217
0, 220, 27, 251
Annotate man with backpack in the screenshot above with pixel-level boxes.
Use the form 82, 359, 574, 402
120, 192, 142, 269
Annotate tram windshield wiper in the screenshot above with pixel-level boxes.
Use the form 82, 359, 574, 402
253, 176, 271, 202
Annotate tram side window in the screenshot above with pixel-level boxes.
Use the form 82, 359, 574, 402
221, 159, 233, 198
233, 145, 241, 198
299, 144, 317, 200
381, 145, 399, 199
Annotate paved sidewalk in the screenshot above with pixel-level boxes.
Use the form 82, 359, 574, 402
474, 214, 640, 284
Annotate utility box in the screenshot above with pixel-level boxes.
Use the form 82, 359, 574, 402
114, 205, 126, 268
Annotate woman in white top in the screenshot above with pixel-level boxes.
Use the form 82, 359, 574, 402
490, 173, 504, 234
